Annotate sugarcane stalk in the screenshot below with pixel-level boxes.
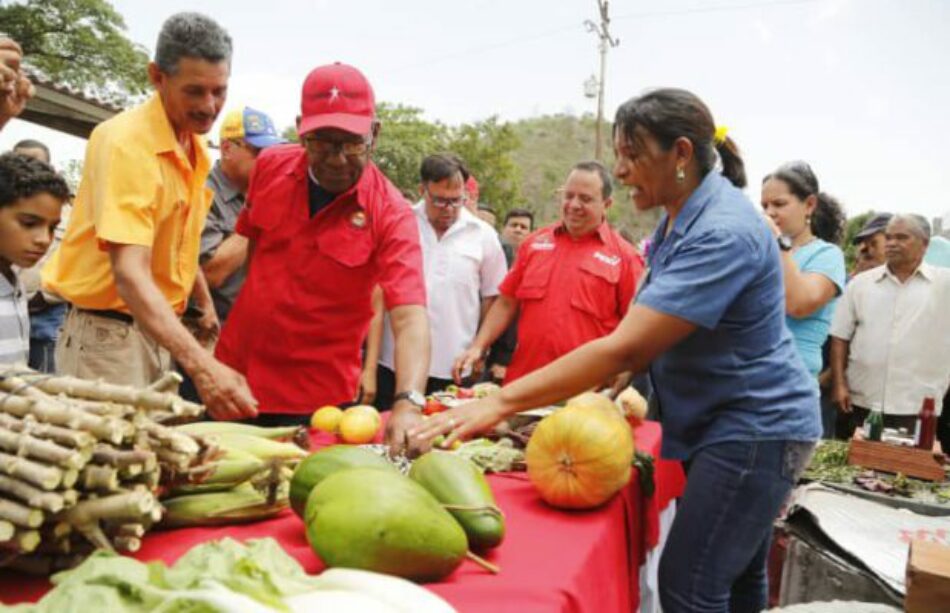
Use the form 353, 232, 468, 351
0, 391, 128, 444
0, 497, 44, 527
62, 397, 136, 419
0, 426, 88, 469
148, 372, 183, 393
0, 413, 95, 450
0, 475, 67, 513
140, 421, 200, 455
0, 368, 203, 418
0, 528, 40, 553
61, 467, 79, 489
79, 464, 119, 491
92, 445, 157, 471
0, 450, 65, 490
104, 522, 144, 538
41, 521, 71, 541
65, 491, 157, 526
155, 447, 192, 472
0, 519, 12, 541
113, 535, 141, 552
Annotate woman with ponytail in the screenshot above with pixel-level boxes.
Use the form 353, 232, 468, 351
761, 161, 847, 377
411, 88, 820, 613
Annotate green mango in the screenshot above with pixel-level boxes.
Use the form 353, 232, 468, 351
305, 467, 467, 582
290, 445, 395, 517
409, 451, 505, 550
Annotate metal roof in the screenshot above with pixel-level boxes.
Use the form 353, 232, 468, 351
19, 69, 126, 139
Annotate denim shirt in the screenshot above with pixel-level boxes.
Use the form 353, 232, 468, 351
636, 171, 821, 460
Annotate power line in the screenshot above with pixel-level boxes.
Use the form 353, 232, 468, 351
392, 0, 829, 73
613, 0, 825, 22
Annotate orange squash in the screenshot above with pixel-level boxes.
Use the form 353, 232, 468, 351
525, 403, 635, 509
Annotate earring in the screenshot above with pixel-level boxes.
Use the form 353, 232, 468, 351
675, 167, 685, 183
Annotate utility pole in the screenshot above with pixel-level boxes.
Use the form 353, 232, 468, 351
585, 0, 619, 161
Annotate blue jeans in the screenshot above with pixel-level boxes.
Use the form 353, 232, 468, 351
659, 440, 815, 613
28, 338, 56, 373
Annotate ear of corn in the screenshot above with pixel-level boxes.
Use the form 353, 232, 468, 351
169, 458, 267, 496
212, 433, 307, 464
161, 482, 289, 528
175, 422, 304, 443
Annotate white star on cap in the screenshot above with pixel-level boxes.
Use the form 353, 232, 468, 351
329, 86, 340, 103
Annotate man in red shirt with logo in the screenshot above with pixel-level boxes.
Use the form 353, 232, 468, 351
454, 161, 644, 386
216, 63, 431, 454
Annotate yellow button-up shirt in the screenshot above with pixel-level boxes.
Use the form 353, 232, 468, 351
43, 94, 212, 314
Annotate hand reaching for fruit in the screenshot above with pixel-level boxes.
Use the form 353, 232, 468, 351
408, 396, 507, 449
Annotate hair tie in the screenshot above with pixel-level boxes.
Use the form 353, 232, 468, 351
713, 125, 729, 145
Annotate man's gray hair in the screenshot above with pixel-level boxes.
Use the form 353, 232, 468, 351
889, 213, 931, 241
155, 13, 232, 75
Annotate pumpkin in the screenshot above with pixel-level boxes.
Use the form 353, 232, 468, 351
525, 403, 635, 510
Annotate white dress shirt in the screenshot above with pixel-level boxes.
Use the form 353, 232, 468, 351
380, 203, 508, 380
830, 263, 950, 415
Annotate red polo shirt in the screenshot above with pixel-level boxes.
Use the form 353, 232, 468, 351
499, 221, 644, 384
216, 145, 425, 413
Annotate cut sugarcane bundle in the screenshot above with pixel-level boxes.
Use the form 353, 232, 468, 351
0, 367, 216, 574
0, 367, 203, 420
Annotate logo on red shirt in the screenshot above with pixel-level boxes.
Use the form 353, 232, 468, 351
594, 251, 621, 266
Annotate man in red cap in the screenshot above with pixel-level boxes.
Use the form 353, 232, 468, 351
216, 63, 431, 454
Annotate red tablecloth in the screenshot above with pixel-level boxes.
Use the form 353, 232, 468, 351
1, 422, 684, 612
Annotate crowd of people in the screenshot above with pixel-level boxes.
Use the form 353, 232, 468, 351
1, 11, 949, 612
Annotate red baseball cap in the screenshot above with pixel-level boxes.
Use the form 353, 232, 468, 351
299, 63, 375, 136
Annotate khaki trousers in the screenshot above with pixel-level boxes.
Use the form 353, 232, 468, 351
55, 308, 172, 388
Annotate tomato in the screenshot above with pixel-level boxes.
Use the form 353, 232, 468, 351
456, 388, 475, 400
424, 398, 448, 415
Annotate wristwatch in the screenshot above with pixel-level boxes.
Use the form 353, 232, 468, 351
393, 390, 425, 410
777, 235, 793, 252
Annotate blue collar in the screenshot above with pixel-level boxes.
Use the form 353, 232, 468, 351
650, 171, 722, 256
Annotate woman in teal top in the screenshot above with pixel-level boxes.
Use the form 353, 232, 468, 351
761, 161, 846, 376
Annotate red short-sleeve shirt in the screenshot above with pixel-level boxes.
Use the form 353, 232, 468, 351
217, 146, 425, 413
499, 221, 644, 384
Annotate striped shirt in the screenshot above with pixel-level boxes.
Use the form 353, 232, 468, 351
0, 271, 30, 365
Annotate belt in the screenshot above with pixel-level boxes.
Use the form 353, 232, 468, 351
77, 308, 134, 325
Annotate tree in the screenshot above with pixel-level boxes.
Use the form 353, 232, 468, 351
446, 116, 522, 216
0, 0, 149, 102
374, 103, 448, 197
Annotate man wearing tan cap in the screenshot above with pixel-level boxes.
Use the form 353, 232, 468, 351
216, 63, 431, 455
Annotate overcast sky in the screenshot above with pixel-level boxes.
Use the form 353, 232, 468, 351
3, 0, 948, 224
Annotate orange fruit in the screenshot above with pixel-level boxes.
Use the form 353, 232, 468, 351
311, 405, 344, 433
345, 405, 381, 427
339, 411, 381, 444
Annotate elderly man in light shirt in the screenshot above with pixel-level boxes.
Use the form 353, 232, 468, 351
371, 154, 507, 409
830, 214, 950, 438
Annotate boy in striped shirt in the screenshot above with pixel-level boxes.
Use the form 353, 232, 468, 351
0, 153, 69, 365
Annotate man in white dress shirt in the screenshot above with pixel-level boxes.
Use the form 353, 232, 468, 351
830, 214, 950, 437
373, 154, 507, 408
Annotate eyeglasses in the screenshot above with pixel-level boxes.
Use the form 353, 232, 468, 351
302, 134, 372, 157
425, 188, 467, 209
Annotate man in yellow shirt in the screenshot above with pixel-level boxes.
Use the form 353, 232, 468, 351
43, 13, 257, 420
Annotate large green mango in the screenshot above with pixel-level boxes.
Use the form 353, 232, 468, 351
290, 445, 395, 517
409, 451, 505, 550
305, 467, 467, 582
